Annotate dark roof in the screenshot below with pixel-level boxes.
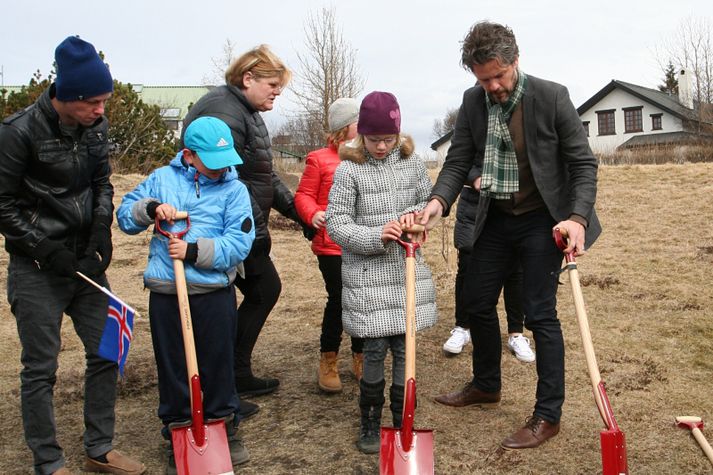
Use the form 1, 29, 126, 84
617, 131, 713, 149
430, 130, 453, 150
577, 80, 696, 121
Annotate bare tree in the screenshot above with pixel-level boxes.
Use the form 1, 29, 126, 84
655, 16, 713, 135
202, 38, 237, 86
431, 107, 459, 140
288, 6, 364, 150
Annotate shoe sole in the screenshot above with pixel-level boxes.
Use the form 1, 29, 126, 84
318, 383, 343, 393
237, 387, 279, 398
509, 349, 536, 363
442, 346, 463, 355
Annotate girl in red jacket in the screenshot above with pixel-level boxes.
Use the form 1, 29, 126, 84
295, 98, 363, 393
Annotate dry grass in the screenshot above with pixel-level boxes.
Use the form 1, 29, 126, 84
1, 164, 713, 474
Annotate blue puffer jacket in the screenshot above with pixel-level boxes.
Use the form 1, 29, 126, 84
116, 153, 255, 295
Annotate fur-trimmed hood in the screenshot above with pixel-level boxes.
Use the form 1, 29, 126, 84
338, 134, 415, 164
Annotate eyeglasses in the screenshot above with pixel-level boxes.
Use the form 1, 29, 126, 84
365, 136, 397, 146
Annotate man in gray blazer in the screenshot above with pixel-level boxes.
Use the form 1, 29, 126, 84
420, 21, 600, 449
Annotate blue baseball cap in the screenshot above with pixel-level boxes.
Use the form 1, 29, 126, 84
184, 117, 243, 170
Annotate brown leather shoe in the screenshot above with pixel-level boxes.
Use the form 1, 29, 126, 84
84, 449, 146, 474
501, 415, 560, 449
52, 468, 74, 475
434, 383, 500, 407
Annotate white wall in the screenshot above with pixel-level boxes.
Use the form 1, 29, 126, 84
579, 88, 683, 154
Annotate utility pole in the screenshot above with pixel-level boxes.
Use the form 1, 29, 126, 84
0, 65, 4, 87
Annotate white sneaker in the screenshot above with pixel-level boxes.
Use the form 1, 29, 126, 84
508, 334, 536, 362
443, 326, 471, 354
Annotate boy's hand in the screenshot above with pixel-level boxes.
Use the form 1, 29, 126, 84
168, 237, 188, 260
155, 203, 178, 224
312, 210, 326, 230
381, 220, 402, 244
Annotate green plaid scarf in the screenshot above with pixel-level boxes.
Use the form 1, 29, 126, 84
480, 69, 527, 199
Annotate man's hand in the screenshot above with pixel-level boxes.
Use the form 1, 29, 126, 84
553, 220, 586, 256
84, 217, 112, 273
44, 248, 79, 278
418, 199, 444, 230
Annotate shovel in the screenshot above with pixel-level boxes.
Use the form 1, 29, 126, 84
156, 212, 234, 475
553, 228, 628, 475
676, 416, 713, 467
380, 224, 434, 475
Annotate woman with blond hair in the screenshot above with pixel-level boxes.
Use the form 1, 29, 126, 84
182, 44, 313, 420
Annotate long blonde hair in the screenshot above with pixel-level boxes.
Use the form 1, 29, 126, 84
224, 44, 292, 89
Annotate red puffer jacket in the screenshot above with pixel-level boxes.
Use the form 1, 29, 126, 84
295, 144, 341, 256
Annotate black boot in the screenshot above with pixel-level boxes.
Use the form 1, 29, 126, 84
357, 379, 385, 454
390, 384, 404, 429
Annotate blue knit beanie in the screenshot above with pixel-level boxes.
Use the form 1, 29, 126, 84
54, 36, 113, 101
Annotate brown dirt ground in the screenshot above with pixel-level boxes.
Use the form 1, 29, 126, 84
1, 163, 713, 474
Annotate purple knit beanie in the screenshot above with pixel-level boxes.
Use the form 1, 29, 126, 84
55, 36, 113, 101
357, 91, 401, 135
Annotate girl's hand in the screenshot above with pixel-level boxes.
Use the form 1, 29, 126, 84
398, 213, 416, 229
312, 210, 326, 230
168, 237, 188, 260
381, 220, 402, 244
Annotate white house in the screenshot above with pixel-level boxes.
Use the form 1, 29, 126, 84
577, 72, 711, 154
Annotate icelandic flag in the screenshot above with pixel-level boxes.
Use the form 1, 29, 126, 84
97, 293, 136, 376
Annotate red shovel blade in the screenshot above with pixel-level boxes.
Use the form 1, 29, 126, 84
601, 429, 627, 475
171, 420, 234, 475
380, 427, 434, 475
379, 378, 434, 475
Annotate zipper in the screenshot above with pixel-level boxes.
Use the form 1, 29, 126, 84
194, 172, 201, 198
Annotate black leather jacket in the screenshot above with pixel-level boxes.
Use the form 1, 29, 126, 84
0, 85, 114, 261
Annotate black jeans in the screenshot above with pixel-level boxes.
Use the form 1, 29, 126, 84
455, 249, 524, 333
317, 255, 364, 354
233, 254, 282, 379
463, 208, 564, 422
149, 286, 238, 424
8, 255, 117, 474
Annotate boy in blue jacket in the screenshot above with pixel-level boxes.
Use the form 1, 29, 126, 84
116, 116, 255, 472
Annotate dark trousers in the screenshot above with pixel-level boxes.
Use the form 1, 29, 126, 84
8, 255, 117, 475
233, 255, 282, 379
455, 249, 524, 333
464, 209, 564, 422
149, 286, 239, 424
317, 255, 364, 354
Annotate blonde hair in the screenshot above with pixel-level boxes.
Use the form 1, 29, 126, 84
225, 44, 292, 89
327, 126, 351, 147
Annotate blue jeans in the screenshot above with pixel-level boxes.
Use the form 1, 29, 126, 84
463, 209, 564, 422
7, 255, 117, 475
362, 335, 406, 386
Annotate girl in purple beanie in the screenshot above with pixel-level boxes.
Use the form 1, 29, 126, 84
326, 91, 437, 454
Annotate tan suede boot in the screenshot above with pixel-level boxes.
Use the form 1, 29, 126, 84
352, 352, 364, 381
318, 352, 342, 392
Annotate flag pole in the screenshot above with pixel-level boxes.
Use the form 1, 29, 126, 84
76, 271, 140, 317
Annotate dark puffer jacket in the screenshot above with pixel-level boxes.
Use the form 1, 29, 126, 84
181, 85, 302, 273
0, 85, 113, 262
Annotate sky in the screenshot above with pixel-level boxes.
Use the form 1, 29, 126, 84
2, 0, 712, 157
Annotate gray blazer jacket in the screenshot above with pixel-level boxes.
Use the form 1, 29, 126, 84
431, 75, 601, 249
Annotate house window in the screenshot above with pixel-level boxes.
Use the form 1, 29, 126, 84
582, 121, 590, 137
624, 107, 643, 133
651, 113, 663, 131
596, 110, 616, 136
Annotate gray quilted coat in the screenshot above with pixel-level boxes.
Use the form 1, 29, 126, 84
326, 136, 437, 338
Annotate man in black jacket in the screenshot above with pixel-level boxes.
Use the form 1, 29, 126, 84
420, 21, 600, 450
0, 36, 144, 475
